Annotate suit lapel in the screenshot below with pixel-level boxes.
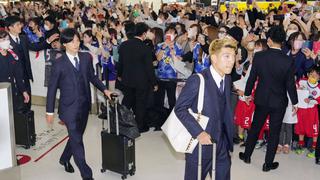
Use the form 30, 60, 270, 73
204, 69, 222, 122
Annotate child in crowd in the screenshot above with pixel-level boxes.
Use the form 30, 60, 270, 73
295, 67, 320, 156
278, 94, 298, 154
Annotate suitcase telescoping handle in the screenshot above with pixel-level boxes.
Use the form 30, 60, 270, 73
102, 93, 119, 134
198, 139, 216, 180
103, 94, 119, 135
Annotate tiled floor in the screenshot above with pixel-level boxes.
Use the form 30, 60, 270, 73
15, 106, 320, 180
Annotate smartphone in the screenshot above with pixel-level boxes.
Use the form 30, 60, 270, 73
165, 34, 173, 42
273, 14, 284, 21
302, 41, 313, 50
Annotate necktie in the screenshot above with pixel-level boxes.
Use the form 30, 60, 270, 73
16, 37, 19, 44
74, 57, 80, 71
219, 79, 224, 94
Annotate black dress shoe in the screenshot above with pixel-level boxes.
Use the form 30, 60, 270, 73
316, 158, 320, 165
239, 152, 251, 164
59, 160, 74, 173
262, 162, 279, 172
83, 178, 94, 180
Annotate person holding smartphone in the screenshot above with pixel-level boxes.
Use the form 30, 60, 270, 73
286, 32, 317, 80
155, 25, 183, 116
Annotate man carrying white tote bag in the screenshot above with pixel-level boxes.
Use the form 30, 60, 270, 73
162, 38, 238, 180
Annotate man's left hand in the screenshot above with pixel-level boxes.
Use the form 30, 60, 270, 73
23, 91, 30, 103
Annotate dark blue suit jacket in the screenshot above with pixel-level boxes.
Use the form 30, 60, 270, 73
46, 52, 106, 129
175, 68, 234, 159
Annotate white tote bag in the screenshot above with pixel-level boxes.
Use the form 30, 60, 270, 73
162, 74, 209, 154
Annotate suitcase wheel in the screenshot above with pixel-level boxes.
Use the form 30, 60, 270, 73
121, 175, 127, 180
130, 171, 135, 176
100, 169, 106, 173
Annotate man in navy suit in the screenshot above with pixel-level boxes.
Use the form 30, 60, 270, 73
46, 28, 112, 180
239, 26, 298, 172
5, 15, 59, 110
175, 38, 238, 180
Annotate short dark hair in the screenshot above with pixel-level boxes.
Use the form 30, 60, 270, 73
134, 22, 149, 37
165, 24, 178, 35
255, 39, 268, 51
267, 25, 286, 45
60, 28, 80, 44
123, 20, 135, 39
83, 30, 93, 38
44, 16, 56, 25
308, 65, 320, 75
5, 16, 21, 27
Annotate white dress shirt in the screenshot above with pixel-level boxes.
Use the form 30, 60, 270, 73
9, 33, 20, 44
66, 52, 80, 68
210, 65, 225, 91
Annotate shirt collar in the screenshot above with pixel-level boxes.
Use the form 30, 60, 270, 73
9, 33, 19, 42
66, 51, 79, 61
270, 47, 282, 50
210, 65, 225, 89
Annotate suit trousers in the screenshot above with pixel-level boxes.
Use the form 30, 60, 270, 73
122, 85, 149, 129
155, 80, 177, 111
60, 109, 92, 179
184, 135, 231, 180
244, 105, 286, 164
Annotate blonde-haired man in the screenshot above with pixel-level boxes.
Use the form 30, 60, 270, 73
175, 38, 237, 180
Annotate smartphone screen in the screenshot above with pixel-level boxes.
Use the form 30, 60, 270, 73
302, 41, 312, 50
165, 34, 172, 42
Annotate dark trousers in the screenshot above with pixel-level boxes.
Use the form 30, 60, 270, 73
155, 80, 177, 111
244, 105, 286, 164
185, 136, 231, 180
122, 86, 148, 129
60, 111, 92, 179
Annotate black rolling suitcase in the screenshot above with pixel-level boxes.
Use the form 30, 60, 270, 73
14, 110, 36, 149
100, 95, 136, 180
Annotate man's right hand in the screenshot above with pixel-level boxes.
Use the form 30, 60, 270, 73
197, 131, 212, 145
46, 114, 54, 124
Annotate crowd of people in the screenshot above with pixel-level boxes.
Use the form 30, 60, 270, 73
0, 0, 320, 179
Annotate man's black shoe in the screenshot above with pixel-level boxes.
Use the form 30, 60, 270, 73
59, 160, 74, 173
316, 158, 320, 165
239, 152, 251, 164
262, 162, 279, 172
